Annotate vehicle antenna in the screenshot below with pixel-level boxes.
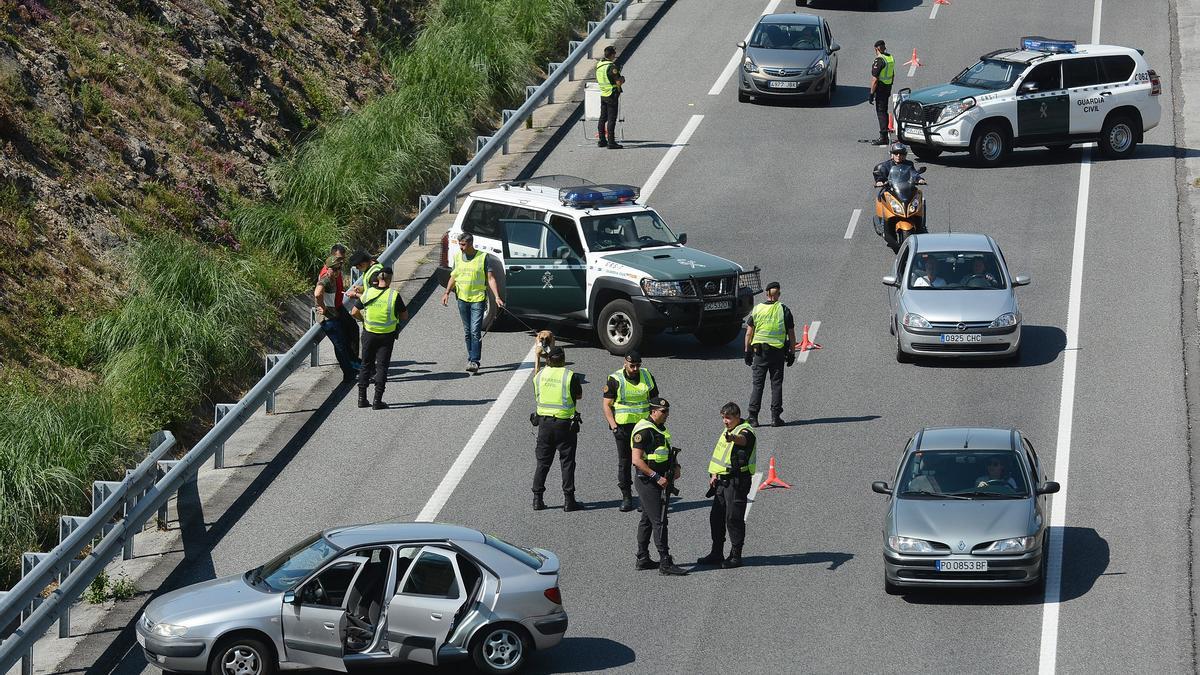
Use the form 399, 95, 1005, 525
947, 197, 951, 235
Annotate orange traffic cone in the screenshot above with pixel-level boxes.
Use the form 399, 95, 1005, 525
798, 324, 822, 352
904, 48, 923, 68
934, 0, 950, 4
759, 456, 792, 490
888, 112, 895, 133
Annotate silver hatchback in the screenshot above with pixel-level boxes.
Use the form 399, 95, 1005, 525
883, 233, 1030, 362
737, 12, 839, 104
872, 427, 1060, 593
136, 523, 566, 675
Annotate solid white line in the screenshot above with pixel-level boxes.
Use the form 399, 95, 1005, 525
708, 0, 783, 95
416, 345, 537, 522
929, 1, 940, 19
1090, 0, 1102, 42
744, 471, 764, 518
1036, 146, 1092, 675
797, 320, 821, 364
641, 114, 704, 202
844, 209, 862, 239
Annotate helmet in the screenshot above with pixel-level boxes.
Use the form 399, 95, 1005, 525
889, 142, 908, 155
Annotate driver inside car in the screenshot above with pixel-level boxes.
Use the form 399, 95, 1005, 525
974, 457, 1018, 489
911, 256, 947, 288
964, 257, 1000, 288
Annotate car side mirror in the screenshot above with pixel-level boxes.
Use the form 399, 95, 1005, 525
558, 247, 574, 260
1019, 82, 1037, 94
881, 274, 898, 287
830, 42, 841, 52
677, 233, 687, 245
283, 590, 297, 605
917, 166, 927, 174
872, 481, 893, 495
737, 40, 747, 50
1037, 481, 1061, 495
1012, 274, 1031, 286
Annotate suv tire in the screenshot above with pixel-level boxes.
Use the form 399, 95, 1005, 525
695, 323, 742, 347
1099, 113, 1138, 158
970, 123, 1010, 167
596, 299, 643, 356
483, 288, 501, 331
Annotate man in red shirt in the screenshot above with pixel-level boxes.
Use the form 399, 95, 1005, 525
314, 244, 361, 382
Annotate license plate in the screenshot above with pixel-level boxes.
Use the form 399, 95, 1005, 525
936, 559, 988, 572
136, 631, 146, 648
941, 333, 982, 343
768, 81, 800, 89
704, 300, 732, 311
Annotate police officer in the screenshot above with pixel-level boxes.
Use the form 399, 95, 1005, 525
602, 351, 659, 512
349, 267, 408, 409
744, 281, 797, 427
630, 398, 688, 576
868, 40, 895, 145
596, 45, 626, 149
532, 346, 584, 512
698, 403, 756, 569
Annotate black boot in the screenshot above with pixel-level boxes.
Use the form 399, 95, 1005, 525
872, 135, 890, 146
619, 489, 634, 512
357, 389, 370, 408
597, 136, 608, 147
697, 546, 725, 565
371, 390, 386, 410
748, 416, 760, 427
722, 548, 743, 569
771, 416, 785, 427
659, 556, 689, 576
635, 554, 658, 570
532, 494, 546, 511
563, 493, 583, 512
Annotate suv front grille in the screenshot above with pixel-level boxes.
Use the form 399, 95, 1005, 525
697, 276, 733, 297
897, 100, 945, 125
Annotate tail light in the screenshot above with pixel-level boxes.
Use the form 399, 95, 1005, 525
439, 231, 450, 268
543, 587, 562, 605
1148, 69, 1161, 96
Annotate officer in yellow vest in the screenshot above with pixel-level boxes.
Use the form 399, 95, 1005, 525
442, 233, 504, 373
868, 39, 896, 145
349, 267, 408, 409
595, 45, 625, 149
743, 281, 797, 427
602, 351, 659, 512
630, 398, 688, 576
698, 403, 756, 569
532, 346, 584, 512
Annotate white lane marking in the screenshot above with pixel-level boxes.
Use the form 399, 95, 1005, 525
1090, 0, 1102, 42
641, 114, 704, 202
929, 1, 940, 20
744, 472, 764, 518
797, 320, 821, 364
907, 61, 918, 78
416, 345, 537, 522
1037, 146, 1092, 675
844, 209, 862, 239
708, 0, 783, 95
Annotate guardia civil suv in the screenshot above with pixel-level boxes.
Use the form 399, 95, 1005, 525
892, 37, 1161, 166
438, 178, 761, 355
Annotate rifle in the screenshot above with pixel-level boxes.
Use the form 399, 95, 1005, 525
660, 445, 681, 550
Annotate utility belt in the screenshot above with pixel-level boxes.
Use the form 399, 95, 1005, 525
531, 412, 582, 432
752, 343, 784, 354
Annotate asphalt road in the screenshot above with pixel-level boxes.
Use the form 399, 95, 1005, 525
99, 0, 1191, 673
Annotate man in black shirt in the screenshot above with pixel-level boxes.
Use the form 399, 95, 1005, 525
532, 347, 585, 512
602, 351, 659, 512
349, 267, 408, 409
867, 40, 896, 145
630, 398, 688, 576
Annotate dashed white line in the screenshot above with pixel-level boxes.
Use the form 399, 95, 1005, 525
797, 320, 821, 364
844, 209, 862, 239
641, 114, 704, 202
907, 61, 919, 78
708, 0, 784, 95
929, 0, 941, 20
744, 472, 765, 518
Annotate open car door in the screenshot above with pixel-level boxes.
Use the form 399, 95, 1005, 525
280, 557, 366, 672
498, 218, 586, 320
385, 546, 469, 666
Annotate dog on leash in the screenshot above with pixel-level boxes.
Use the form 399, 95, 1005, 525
534, 330, 556, 374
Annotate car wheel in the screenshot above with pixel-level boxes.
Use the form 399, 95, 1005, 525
208, 636, 276, 675
694, 323, 742, 347
884, 575, 902, 595
829, 71, 838, 94
1099, 114, 1138, 158
970, 123, 1010, 167
482, 288, 503, 331
738, 89, 750, 103
910, 143, 942, 161
894, 326, 913, 364
596, 299, 642, 356
471, 624, 530, 674
820, 82, 832, 106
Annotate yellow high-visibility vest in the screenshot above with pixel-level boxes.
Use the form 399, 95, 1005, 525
631, 418, 671, 463
750, 302, 785, 349
361, 288, 399, 334
451, 251, 488, 303
610, 368, 655, 425
708, 421, 756, 475
535, 367, 576, 419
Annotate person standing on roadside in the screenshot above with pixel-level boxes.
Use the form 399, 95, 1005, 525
630, 398, 688, 576
442, 234, 504, 374
350, 267, 408, 410
744, 281, 797, 427
345, 250, 380, 360
314, 244, 360, 382
596, 45, 626, 149
602, 351, 658, 512
698, 402, 756, 569
868, 39, 895, 146
531, 346, 584, 513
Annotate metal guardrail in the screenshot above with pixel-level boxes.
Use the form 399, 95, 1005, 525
0, 2, 633, 673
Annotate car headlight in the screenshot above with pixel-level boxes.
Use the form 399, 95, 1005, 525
807, 58, 826, 75
935, 96, 976, 124
743, 57, 758, 73
641, 278, 686, 297
887, 195, 905, 214
150, 622, 189, 638
902, 313, 930, 328
989, 312, 1020, 328
888, 536, 937, 554
978, 536, 1037, 554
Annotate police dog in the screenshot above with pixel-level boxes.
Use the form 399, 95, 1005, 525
534, 330, 555, 375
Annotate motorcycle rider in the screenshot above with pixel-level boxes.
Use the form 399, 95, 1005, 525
873, 142, 918, 186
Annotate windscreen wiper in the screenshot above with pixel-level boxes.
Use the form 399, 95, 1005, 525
954, 491, 1025, 499
900, 490, 969, 500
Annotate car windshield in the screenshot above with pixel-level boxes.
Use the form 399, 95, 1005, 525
907, 250, 1007, 290
748, 22, 823, 50
897, 449, 1030, 498
951, 59, 1025, 90
248, 534, 342, 592
581, 211, 679, 252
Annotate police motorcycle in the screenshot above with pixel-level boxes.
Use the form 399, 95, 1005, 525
872, 163, 927, 251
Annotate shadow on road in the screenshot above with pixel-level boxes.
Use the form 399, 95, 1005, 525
386, 636, 636, 675
788, 414, 881, 427
926, 143, 1198, 170
910, 324, 1066, 370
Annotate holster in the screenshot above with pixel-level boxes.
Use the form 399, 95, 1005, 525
530, 412, 540, 427
569, 412, 582, 433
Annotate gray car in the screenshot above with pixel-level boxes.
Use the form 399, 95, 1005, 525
738, 13, 839, 104
136, 523, 566, 675
883, 233, 1030, 362
872, 427, 1060, 593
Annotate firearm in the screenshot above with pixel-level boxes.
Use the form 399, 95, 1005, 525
660, 445, 680, 551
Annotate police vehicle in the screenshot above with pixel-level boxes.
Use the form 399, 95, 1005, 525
892, 37, 1161, 166
438, 177, 761, 355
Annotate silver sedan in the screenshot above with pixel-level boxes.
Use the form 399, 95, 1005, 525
136, 522, 566, 675
884, 233, 1030, 362
872, 427, 1060, 593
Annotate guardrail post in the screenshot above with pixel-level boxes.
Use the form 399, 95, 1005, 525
156, 460, 182, 527
91, 481, 121, 514
213, 403, 235, 465
418, 195, 440, 244
20, 553, 48, 620
501, 110, 517, 154
264, 354, 284, 414
57, 516, 88, 638
550, 60, 570, 83
448, 165, 467, 213
309, 308, 320, 367
122, 468, 137, 560
569, 40, 589, 60
547, 64, 563, 102
475, 137, 490, 181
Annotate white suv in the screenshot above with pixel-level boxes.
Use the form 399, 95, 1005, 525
893, 38, 1162, 166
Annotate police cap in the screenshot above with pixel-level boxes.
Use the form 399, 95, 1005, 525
546, 346, 565, 360
624, 350, 642, 364
648, 397, 669, 411
765, 281, 781, 292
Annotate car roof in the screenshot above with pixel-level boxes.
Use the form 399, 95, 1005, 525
914, 427, 1017, 452
465, 184, 652, 217
323, 522, 486, 548
987, 44, 1141, 64
911, 232, 995, 253
759, 12, 820, 25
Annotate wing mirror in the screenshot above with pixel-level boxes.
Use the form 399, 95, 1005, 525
917, 166, 927, 174
872, 481, 893, 495
1012, 274, 1031, 286
283, 590, 297, 605
676, 232, 687, 245
881, 274, 898, 287
1036, 481, 1061, 495
737, 40, 747, 50
1019, 82, 1038, 94
830, 42, 841, 52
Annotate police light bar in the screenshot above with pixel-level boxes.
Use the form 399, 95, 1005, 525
1021, 36, 1076, 53
558, 184, 640, 208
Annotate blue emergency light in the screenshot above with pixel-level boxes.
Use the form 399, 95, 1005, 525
1021, 36, 1076, 53
558, 184, 640, 208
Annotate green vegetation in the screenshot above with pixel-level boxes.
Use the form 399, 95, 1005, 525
83, 570, 138, 604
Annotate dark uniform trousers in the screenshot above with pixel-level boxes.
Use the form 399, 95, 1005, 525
599, 95, 619, 142
748, 346, 786, 419
532, 417, 577, 496
614, 423, 636, 491
359, 331, 395, 400
635, 474, 669, 558
710, 473, 752, 551
875, 83, 892, 137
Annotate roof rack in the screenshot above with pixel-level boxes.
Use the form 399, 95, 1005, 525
501, 174, 594, 191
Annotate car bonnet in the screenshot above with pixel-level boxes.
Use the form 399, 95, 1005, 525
906, 82, 992, 105
146, 573, 272, 626
599, 247, 740, 281
746, 45, 825, 71
900, 288, 1016, 324
892, 498, 1036, 551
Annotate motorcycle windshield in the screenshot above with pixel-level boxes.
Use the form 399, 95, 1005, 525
888, 165, 920, 202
